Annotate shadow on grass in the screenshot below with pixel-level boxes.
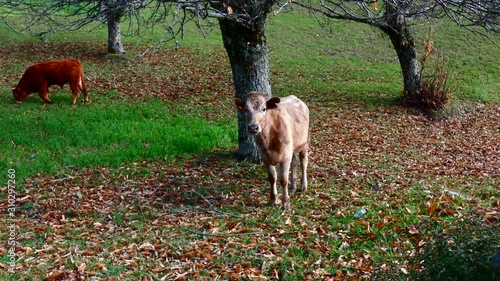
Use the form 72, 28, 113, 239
305, 89, 403, 109
153, 150, 266, 207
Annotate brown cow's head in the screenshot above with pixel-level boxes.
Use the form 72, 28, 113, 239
234, 91, 280, 135
12, 85, 27, 103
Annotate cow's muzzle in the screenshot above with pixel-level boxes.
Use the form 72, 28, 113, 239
247, 124, 260, 135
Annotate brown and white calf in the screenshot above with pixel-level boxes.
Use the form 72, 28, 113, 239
234, 91, 309, 211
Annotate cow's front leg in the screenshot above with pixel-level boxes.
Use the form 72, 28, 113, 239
265, 163, 278, 206
279, 157, 292, 211
38, 88, 53, 104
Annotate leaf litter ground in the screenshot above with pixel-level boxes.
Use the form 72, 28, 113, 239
0, 42, 498, 280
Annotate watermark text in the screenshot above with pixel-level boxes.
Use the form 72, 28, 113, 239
7, 169, 17, 273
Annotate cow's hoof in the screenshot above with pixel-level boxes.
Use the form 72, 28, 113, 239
268, 200, 278, 207
290, 187, 297, 194
282, 202, 291, 211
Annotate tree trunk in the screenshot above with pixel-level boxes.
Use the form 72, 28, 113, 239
383, 3, 422, 103
218, 18, 271, 161
107, 13, 125, 54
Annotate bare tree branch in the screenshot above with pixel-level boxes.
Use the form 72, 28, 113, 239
293, 0, 500, 35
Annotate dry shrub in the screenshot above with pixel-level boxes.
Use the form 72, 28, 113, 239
418, 62, 452, 110
405, 27, 453, 110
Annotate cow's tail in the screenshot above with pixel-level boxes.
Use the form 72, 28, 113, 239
79, 68, 89, 102
79, 71, 87, 92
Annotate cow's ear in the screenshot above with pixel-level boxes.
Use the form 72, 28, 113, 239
234, 98, 245, 111
266, 97, 280, 109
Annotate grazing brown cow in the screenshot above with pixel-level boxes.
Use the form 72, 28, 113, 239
12, 60, 88, 105
234, 91, 309, 211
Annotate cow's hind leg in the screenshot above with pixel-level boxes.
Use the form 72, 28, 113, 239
289, 153, 298, 194
299, 149, 308, 192
70, 83, 79, 105
265, 163, 278, 207
79, 74, 89, 103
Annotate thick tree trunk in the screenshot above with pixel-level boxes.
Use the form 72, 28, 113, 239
107, 14, 125, 54
383, 3, 422, 103
219, 18, 271, 161
388, 31, 422, 103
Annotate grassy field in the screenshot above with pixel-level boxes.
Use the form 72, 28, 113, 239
0, 96, 236, 181
0, 8, 499, 281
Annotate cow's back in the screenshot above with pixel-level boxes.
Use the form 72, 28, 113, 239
24, 60, 82, 87
278, 95, 309, 152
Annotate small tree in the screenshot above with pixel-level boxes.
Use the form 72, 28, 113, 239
293, 0, 500, 108
0, 0, 149, 53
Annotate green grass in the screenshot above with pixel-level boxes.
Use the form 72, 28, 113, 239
0, 94, 237, 182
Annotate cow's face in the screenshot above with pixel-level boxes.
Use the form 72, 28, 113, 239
234, 92, 280, 135
12, 85, 27, 103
